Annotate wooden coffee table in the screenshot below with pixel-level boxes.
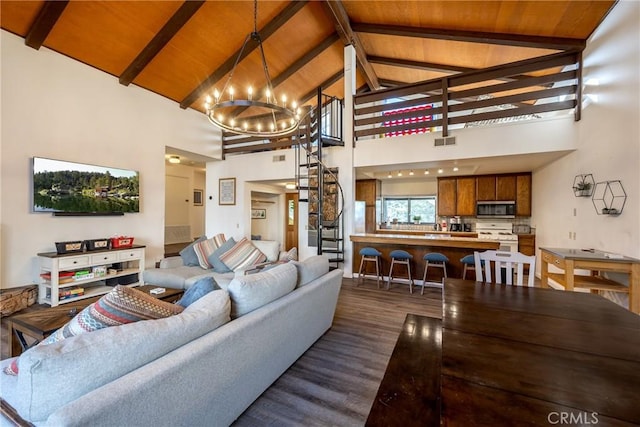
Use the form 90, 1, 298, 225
8, 285, 183, 357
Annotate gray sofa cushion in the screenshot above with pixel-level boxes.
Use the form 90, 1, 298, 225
293, 255, 330, 287
143, 265, 209, 290
13, 290, 231, 423
179, 235, 207, 266
227, 262, 297, 318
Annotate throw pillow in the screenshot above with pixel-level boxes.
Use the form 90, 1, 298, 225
219, 237, 267, 272
207, 238, 236, 273
176, 277, 217, 308
3, 285, 184, 376
283, 247, 298, 261
179, 235, 207, 267
193, 233, 226, 269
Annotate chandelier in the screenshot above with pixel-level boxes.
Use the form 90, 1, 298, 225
204, 0, 301, 138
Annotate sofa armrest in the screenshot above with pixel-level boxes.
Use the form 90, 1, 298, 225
159, 256, 185, 269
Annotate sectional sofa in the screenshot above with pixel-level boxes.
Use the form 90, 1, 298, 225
0, 256, 342, 426
142, 239, 285, 290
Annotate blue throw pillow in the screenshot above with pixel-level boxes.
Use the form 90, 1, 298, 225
180, 236, 207, 267
176, 277, 216, 307
207, 238, 236, 273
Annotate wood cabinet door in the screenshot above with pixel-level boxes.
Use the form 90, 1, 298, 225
456, 177, 476, 216
365, 206, 377, 233
518, 235, 536, 255
516, 173, 532, 216
356, 179, 377, 206
438, 178, 457, 216
496, 175, 517, 200
476, 176, 496, 200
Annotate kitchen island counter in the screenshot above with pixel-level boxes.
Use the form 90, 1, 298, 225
350, 234, 499, 281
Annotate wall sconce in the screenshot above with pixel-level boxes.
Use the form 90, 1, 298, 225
168, 155, 180, 164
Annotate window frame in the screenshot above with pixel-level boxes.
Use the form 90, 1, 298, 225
381, 195, 437, 225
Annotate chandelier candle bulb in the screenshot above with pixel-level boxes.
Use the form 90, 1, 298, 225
203, 0, 300, 137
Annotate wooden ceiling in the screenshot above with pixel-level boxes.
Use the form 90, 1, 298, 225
1, 0, 616, 116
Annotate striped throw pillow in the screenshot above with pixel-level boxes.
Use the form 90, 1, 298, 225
3, 286, 183, 376
219, 237, 267, 271
193, 233, 227, 269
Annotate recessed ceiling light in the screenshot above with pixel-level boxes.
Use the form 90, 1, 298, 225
438, 169, 443, 174
168, 155, 180, 164
285, 183, 296, 190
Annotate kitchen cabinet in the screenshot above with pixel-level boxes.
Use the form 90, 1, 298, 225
456, 177, 476, 216
516, 173, 532, 216
437, 178, 457, 216
518, 234, 535, 256
439, 172, 532, 217
476, 176, 496, 201
356, 179, 381, 233
496, 175, 517, 200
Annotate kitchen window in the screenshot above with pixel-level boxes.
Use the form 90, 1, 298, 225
382, 196, 436, 224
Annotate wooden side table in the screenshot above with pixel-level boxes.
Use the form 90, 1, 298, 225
8, 286, 184, 357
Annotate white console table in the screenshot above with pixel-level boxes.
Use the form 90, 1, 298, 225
37, 245, 145, 306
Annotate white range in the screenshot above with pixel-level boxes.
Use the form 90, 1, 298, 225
476, 222, 518, 253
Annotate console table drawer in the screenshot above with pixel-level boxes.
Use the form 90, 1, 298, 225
91, 252, 118, 264
541, 251, 565, 269
58, 256, 91, 269
118, 249, 143, 261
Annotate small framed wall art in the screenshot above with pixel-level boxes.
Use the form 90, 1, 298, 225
251, 208, 266, 219
219, 178, 236, 205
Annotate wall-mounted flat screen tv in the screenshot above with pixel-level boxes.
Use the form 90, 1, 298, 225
32, 157, 139, 215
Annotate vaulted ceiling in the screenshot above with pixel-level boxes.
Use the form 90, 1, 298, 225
1, 0, 616, 120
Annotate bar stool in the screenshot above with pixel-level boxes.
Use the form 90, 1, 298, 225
357, 247, 382, 287
460, 254, 481, 280
419, 252, 449, 294
387, 250, 413, 291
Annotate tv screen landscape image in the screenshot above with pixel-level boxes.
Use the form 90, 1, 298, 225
32, 157, 140, 214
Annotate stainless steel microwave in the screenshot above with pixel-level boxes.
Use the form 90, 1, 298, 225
476, 201, 516, 218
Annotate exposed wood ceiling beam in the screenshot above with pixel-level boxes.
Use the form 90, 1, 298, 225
352, 23, 586, 51
369, 56, 474, 74
370, 55, 541, 84
120, 1, 205, 86
297, 69, 344, 105
25, 1, 69, 50
180, 0, 308, 109
229, 33, 340, 117
321, 0, 380, 91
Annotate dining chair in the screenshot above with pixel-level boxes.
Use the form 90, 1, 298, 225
473, 250, 536, 287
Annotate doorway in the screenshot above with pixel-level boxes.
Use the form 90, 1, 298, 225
285, 193, 298, 251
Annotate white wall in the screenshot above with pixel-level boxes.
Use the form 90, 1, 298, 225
164, 162, 207, 241
206, 149, 295, 246
533, 0, 639, 264
1, 30, 220, 289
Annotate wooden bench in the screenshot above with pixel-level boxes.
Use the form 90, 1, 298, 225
365, 313, 442, 426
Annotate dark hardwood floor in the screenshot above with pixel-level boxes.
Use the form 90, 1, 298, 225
232, 278, 443, 426
0, 278, 443, 425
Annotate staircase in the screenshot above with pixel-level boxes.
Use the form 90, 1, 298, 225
296, 89, 345, 270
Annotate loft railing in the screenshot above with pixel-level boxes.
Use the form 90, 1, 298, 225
221, 94, 343, 158
354, 50, 582, 140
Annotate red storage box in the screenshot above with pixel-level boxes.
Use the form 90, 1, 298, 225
111, 236, 134, 248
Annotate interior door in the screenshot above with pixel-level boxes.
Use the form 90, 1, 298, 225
285, 193, 298, 251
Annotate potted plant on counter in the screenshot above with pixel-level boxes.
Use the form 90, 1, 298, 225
412, 215, 421, 224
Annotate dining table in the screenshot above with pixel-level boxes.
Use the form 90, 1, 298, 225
366, 278, 640, 426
